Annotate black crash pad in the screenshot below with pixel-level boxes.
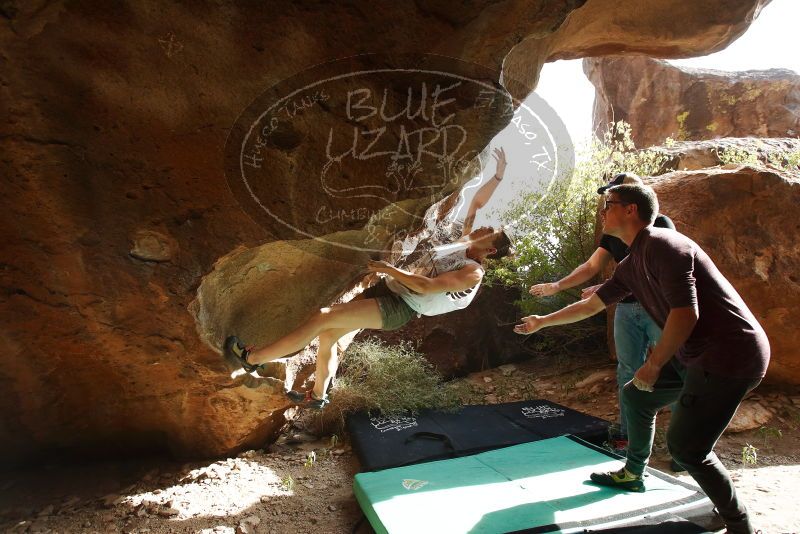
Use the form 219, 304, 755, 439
347, 399, 609, 471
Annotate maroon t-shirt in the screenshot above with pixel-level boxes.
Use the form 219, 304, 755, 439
596, 227, 770, 378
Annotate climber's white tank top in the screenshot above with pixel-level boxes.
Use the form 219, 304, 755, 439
385, 243, 482, 316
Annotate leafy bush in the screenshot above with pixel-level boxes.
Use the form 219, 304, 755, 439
486, 121, 669, 356
717, 146, 760, 167
717, 144, 800, 171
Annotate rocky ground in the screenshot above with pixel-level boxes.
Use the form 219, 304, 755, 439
2, 352, 798, 534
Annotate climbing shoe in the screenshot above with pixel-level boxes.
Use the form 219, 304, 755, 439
589, 467, 645, 492
286, 390, 329, 410
224, 335, 260, 373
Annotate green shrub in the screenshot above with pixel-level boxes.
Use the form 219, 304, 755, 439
486, 121, 668, 357
758, 425, 783, 448
280, 474, 295, 491
717, 144, 800, 171
316, 339, 465, 432
717, 146, 760, 166
741, 443, 758, 467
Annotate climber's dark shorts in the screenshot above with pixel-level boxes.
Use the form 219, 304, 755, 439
362, 279, 418, 331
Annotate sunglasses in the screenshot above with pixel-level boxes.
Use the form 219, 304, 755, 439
602, 200, 629, 211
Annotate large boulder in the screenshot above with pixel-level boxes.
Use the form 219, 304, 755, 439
0, 0, 770, 466
649, 165, 800, 385
504, 0, 769, 99
726, 400, 773, 432
584, 55, 800, 148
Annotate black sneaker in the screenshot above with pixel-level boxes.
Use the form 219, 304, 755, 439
286, 390, 329, 410
223, 336, 260, 373
589, 467, 645, 492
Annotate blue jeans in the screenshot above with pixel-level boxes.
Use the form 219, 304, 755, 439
614, 301, 662, 438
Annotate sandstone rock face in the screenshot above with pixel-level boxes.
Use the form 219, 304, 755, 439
584, 56, 800, 148
504, 0, 770, 99
649, 165, 800, 384
727, 400, 773, 433
0, 0, 769, 466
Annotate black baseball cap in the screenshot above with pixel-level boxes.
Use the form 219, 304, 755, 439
597, 172, 644, 194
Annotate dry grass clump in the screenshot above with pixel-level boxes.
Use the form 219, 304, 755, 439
315, 338, 465, 432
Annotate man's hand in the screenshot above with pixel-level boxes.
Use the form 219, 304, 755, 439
367, 260, 393, 274
581, 284, 603, 300
492, 147, 507, 179
629, 346, 661, 392
513, 315, 546, 335
529, 282, 559, 297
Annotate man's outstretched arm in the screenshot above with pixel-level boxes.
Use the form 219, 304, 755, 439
367, 260, 483, 294
529, 247, 613, 298
513, 293, 606, 334
462, 147, 506, 236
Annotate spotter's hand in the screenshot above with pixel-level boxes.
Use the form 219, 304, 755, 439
513, 315, 545, 335
529, 282, 559, 297
581, 284, 602, 300
628, 348, 660, 392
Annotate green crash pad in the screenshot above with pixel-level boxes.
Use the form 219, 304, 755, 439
354, 435, 710, 533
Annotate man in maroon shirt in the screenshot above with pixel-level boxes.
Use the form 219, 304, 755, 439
514, 184, 769, 534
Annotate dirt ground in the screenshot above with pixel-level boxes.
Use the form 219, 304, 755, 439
2, 353, 798, 534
